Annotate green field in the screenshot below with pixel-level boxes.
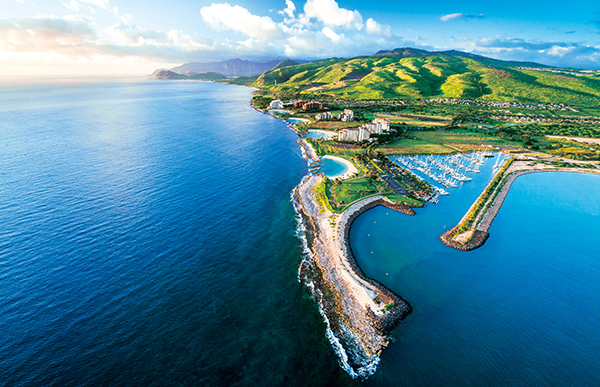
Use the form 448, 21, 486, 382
330, 177, 379, 207
377, 130, 506, 155
374, 113, 451, 127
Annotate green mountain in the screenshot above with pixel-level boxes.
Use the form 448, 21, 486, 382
254, 48, 600, 105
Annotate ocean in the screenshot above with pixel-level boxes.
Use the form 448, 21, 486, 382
0, 78, 353, 386
1, 77, 599, 386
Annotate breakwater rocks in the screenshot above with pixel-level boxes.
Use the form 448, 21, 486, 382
439, 226, 489, 251
295, 182, 417, 378
441, 166, 600, 251
339, 196, 414, 333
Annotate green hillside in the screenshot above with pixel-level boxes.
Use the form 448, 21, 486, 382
254, 49, 600, 105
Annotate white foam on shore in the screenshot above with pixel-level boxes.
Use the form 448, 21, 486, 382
290, 177, 381, 380
290, 127, 381, 379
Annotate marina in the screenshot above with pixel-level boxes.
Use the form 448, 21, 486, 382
392, 151, 509, 200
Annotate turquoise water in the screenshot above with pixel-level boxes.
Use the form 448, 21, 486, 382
306, 130, 331, 139
287, 118, 310, 124
0, 78, 354, 386
321, 156, 349, 178
351, 165, 600, 385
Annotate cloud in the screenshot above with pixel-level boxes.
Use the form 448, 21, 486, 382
79, 0, 110, 9
62, 0, 80, 11
321, 27, 342, 43
460, 37, 600, 68
279, 0, 296, 19
303, 0, 363, 29
200, 3, 284, 41
440, 13, 485, 22
365, 18, 391, 37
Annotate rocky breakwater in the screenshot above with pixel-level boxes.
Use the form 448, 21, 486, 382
295, 176, 413, 379
441, 160, 600, 251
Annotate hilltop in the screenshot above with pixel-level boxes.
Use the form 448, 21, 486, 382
254, 48, 600, 105
152, 58, 305, 80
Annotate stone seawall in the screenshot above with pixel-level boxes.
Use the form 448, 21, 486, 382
442, 167, 600, 251
294, 180, 420, 378
338, 196, 414, 334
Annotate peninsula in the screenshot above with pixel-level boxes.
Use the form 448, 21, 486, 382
158, 47, 600, 379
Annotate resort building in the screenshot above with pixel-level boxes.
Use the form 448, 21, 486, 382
373, 117, 390, 131
337, 118, 391, 142
338, 127, 370, 142
337, 109, 354, 122
268, 99, 284, 110
293, 100, 323, 110
302, 101, 323, 110
293, 100, 308, 108
315, 112, 333, 120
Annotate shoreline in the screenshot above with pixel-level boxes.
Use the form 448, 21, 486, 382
321, 155, 359, 180
293, 138, 413, 379
441, 160, 600, 251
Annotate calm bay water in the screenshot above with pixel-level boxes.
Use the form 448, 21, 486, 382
0, 78, 353, 386
351, 160, 600, 385
321, 156, 348, 178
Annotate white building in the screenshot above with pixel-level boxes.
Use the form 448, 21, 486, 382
315, 112, 333, 120
268, 99, 284, 110
373, 117, 390, 131
337, 109, 354, 122
362, 122, 382, 135
338, 127, 370, 142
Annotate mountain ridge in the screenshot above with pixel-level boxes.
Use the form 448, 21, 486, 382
253, 48, 600, 105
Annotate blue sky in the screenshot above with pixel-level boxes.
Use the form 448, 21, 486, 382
1, 0, 599, 74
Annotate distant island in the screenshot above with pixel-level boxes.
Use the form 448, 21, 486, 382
154, 47, 600, 378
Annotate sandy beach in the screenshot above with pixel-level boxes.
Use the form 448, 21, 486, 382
308, 129, 336, 139
321, 155, 359, 180
294, 137, 412, 378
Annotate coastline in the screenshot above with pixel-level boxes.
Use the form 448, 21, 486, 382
293, 138, 413, 378
441, 160, 600, 251
321, 155, 359, 180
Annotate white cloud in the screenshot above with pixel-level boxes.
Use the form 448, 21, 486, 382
440, 13, 485, 22
303, 0, 363, 29
322, 27, 341, 43
440, 13, 464, 22
458, 37, 600, 68
62, 0, 80, 11
365, 18, 391, 37
201, 3, 284, 41
79, 0, 110, 9
280, 0, 296, 19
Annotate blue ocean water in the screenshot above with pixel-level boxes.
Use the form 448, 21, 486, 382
351, 160, 600, 385
3, 77, 600, 386
0, 78, 354, 386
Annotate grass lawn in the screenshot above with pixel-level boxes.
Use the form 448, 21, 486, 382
375, 113, 452, 127
330, 177, 378, 207
383, 193, 423, 206
377, 129, 508, 155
